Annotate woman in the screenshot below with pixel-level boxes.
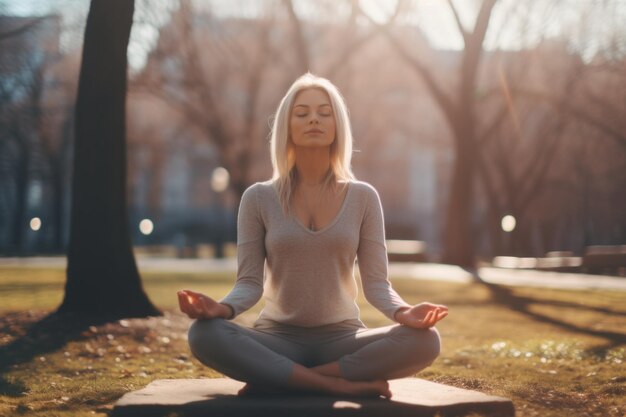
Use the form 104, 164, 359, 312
178, 73, 448, 399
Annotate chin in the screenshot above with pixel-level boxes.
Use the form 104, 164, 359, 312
296, 140, 333, 148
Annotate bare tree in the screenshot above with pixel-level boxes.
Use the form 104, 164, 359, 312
362, 0, 497, 266
0, 16, 58, 253
471, 44, 582, 256
132, 0, 279, 198
58, 0, 160, 318
474, 2, 626, 256
132, 0, 399, 193
0, 12, 84, 254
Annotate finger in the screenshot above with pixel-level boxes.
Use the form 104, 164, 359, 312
423, 303, 448, 312
178, 292, 202, 319
185, 291, 200, 305
429, 308, 443, 325
178, 291, 192, 313
424, 310, 438, 327
420, 310, 435, 326
186, 293, 200, 304
433, 314, 447, 326
185, 289, 205, 299
190, 299, 204, 314
178, 290, 196, 306
184, 295, 203, 317
415, 311, 435, 329
427, 310, 447, 327
182, 292, 199, 312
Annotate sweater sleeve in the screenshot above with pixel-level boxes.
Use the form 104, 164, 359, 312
219, 184, 265, 318
357, 185, 411, 321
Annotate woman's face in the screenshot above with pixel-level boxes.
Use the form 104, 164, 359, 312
289, 88, 336, 149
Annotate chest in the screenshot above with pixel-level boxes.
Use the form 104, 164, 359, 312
291, 186, 349, 232
262, 187, 361, 258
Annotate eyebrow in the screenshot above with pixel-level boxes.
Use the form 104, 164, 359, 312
294, 104, 332, 108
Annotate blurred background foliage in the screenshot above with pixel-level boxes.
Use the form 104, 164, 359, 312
0, 0, 624, 264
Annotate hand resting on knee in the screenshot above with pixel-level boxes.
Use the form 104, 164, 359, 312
178, 289, 233, 320
394, 302, 448, 329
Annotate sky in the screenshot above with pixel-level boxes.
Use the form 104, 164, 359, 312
1, 0, 624, 71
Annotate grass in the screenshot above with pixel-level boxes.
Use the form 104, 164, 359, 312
0, 264, 625, 417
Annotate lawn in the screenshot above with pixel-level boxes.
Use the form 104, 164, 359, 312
0, 264, 624, 417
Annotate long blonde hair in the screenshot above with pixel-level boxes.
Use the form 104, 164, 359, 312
269, 73, 356, 216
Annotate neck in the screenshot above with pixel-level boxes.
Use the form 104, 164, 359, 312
294, 147, 331, 186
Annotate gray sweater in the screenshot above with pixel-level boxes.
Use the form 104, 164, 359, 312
220, 180, 410, 327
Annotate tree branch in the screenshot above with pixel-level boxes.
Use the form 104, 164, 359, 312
459, 0, 498, 101
0, 16, 50, 41
478, 104, 508, 147
372, 21, 457, 126
324, 0, 400, 78
517, 120, 565, 215
470, 0, 498, 51
282, 0, 310, 73
510, 88, 626, 150
446, 0, 469, 46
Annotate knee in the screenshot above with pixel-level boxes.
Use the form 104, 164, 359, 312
398, 325, 442, 366
187, 318, 230, 359
421, 327, 442, 364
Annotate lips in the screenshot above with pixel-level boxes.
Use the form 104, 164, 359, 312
305, 129, 323, 134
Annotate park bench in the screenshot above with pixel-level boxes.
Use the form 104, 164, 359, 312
492, 256, 538, 269
535, 254, 583, 273
582, 245, 626, 276
386, 240, 427, 263
492, 246, 626, 277
492, 255, 583, 273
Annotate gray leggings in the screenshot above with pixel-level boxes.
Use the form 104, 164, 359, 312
188, 318, 441, 388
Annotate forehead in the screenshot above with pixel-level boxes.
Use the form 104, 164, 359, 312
293, 88, 331, 106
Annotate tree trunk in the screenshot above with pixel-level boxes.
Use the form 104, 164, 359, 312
11, 142, 29, 255
441, 126, 476, 267
50, 161, 64, 252
58, 0, 160, 318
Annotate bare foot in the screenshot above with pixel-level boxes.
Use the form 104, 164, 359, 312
238, 378, 392, 399
334, 378, 392, 399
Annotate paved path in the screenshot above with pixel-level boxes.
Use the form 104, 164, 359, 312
388, 263, 626, 291
1, 256, 625, 291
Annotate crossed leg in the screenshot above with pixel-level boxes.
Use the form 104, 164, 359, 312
188, 319, 440, 397
311, 324, 441, 380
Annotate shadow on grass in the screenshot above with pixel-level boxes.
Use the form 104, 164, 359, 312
0, 374, 27, 396
0, 311, 129, 396
471, 270, 626, 357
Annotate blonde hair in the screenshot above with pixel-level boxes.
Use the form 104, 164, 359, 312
269, 73, 356, 216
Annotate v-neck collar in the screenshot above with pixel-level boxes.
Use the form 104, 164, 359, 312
291, 181, 353, 235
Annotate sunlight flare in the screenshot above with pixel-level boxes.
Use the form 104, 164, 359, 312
139, 219, 154, 235
30, 217, 42, 231
501, 215, 516, 232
